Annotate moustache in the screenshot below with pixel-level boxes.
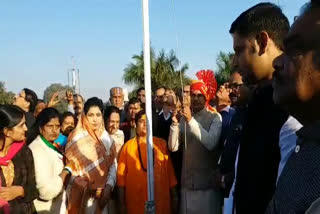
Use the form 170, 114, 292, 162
63, 126, 74, 136
229, 92, 238, 98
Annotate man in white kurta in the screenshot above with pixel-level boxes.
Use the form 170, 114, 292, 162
169, 70, 223, 214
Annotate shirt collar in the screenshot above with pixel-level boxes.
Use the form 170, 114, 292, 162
159, 109, 172, 120
220, 105, 231, 113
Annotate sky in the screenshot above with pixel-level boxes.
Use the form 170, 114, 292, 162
0, 0, 306, 101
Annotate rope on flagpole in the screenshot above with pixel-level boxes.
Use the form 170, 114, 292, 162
169, 0, 189, 213
169, 0, 187, 151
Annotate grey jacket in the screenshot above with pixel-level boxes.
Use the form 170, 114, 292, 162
169, 108, 222, 190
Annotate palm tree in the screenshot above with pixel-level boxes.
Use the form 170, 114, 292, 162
0, 82, 15, 105
123, 48, 190, 92
215, 51, 234, 86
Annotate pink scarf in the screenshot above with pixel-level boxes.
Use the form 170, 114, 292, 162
0, 141, 25, 214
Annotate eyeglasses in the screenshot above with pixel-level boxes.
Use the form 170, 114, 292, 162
191, 93, 204, 99
229, 83, 243, 89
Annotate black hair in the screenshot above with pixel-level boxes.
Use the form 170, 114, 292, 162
156, 86, 167, 91
299, 1, 320, 70
301, 0, 320, 14
84, 97, 104, 115
36, 108, 60, 129
229, 3, 289, 49
37, 99, 45, 104
104, 106, 121, 122
23, 88, 38, 113
60, 111, 77, 125
26, 107, 60, 144
0, 105, 25, 140
137, 87, 145, 94
128, 97, 141, 106
135, 110, 145, 125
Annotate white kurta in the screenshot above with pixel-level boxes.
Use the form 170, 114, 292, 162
169, 108, 223, 214
110, 129, 125, 155
29, 135, 66, 213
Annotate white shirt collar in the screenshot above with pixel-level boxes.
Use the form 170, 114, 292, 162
159, 109, 172, 121
221, 105, 231, 113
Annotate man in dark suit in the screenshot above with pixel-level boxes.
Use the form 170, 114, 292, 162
266, 1, 320, 213
229, 3, 290, 213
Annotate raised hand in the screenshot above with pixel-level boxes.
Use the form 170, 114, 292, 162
47, 92, 60, 107
172, 108, 179, 125
65, 90, 73, 104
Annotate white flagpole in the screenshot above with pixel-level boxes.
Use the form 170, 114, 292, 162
141, 0, 155, 213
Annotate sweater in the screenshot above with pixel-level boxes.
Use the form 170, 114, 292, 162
29, 135, 66, 213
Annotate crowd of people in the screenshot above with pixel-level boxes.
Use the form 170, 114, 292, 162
0, 0, 319, 213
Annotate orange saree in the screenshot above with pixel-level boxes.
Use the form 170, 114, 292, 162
117, 136, 177, 214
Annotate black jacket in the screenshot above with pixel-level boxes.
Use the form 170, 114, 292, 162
0, 146, 39, 213
234, 84, 288, 214
25, 111, 36, 145
219, 106, 248, 197
266, 121, 320, 214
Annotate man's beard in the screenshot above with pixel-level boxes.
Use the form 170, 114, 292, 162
62, 126, 74, 137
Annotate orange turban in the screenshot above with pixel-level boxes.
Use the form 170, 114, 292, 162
190, 70, 217, 112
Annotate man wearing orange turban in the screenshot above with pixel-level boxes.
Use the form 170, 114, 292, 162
168, 70, 223, 214
190, 69, 218, 112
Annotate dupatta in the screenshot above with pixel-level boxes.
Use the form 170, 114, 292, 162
65, 114, 116, 214
0, 141, 25, 214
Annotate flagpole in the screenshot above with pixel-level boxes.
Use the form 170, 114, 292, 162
141, 0, 155, 213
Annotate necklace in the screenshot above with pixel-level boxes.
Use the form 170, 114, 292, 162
136, 137, 154, 172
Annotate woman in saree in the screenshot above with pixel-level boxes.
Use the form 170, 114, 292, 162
65, 97, 117, 213
0, 104, 38, 213
117, 110, 179, 214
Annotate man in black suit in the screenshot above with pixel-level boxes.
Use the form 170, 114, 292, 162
229, 3, 290, 213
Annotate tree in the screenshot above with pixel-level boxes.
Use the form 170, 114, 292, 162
123, 48, 190, 93
0, 82, 15, 105
43, 83, 73, 113
215, 51, 234, 86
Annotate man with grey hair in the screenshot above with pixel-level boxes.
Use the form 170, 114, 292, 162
109, 87, 126, 122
